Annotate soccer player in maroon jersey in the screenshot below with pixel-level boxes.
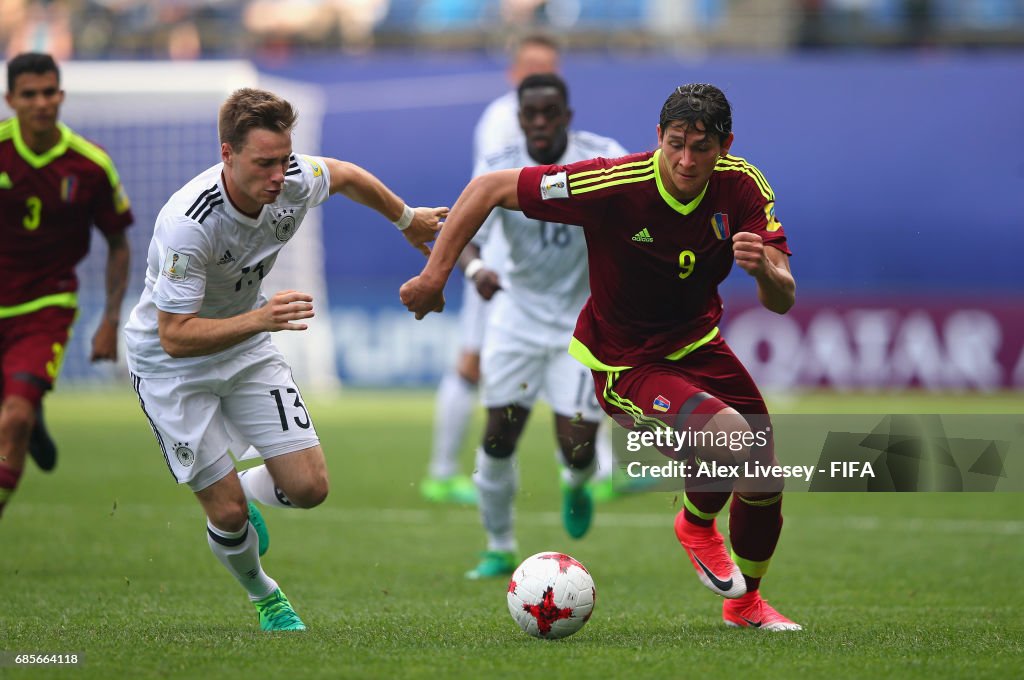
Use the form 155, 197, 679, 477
401, 83, 801, 630
0, 53, 133, 518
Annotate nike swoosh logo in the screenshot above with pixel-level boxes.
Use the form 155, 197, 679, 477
691, 554, 734, 592
740, 615, 762, 628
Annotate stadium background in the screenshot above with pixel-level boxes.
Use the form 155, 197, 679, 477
11, 0, 1021, 392
4, 3, 1024, 679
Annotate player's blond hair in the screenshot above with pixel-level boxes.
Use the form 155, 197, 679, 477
218, 88, 297, 150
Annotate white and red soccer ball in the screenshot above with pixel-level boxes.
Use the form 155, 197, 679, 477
506, 552, 596, 639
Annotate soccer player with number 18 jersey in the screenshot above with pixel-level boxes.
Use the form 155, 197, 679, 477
0, 53, 133, 519
402, 83, 802, 630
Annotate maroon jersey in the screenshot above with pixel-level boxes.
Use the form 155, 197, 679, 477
0, 118, 133, 308
518, 150, 790, 370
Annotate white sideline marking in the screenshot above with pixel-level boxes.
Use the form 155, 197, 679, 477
20, 503, 1021, 536
287, 508, 1024, 536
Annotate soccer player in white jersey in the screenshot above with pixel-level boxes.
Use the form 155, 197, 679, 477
462, 73, 628, 579
123, 88, 446, 631
421, 33, 562, 505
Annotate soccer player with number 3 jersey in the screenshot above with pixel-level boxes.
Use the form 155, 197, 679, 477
124, 88, 447, 631
402, 83, 802, 631
0, 53, 133, 519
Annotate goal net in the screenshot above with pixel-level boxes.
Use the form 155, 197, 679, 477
58, 61, 340, 392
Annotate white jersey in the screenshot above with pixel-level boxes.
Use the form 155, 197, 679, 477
474, 130, 628, 331
471, 91, 518, 278
124, 153, 331, 377
473, 90, 520, 167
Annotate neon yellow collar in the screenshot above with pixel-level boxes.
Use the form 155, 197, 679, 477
11, 118, 71, 169
653, 148, 708, 216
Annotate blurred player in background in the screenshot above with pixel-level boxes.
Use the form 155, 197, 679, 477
401, 84, 802, 630
461, 73, 628, 579
0, 52, 133, 519
473, 33, 562, 161
123, 88, 445, 631
421, 32, 561, 504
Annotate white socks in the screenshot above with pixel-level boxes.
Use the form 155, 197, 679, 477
430, 372, 476, 479
593, 418, 615, 482
206, 520, 277, 600
239, 465, 294, 509
561, 456, 597, 489
472, 447, 518, 552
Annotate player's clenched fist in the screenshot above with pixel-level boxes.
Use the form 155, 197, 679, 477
263, 290, 315, 331
732, 231, 768, 276
472, 268, 502, 301
400, 276, 446, 320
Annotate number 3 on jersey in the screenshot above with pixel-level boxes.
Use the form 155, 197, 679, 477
678, 249, 696, 279
23, 196, 42, 231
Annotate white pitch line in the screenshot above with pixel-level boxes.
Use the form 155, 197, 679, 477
284, 507, 1024, 536
16, 503, 1024, 536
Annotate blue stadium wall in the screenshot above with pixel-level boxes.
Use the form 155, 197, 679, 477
61, 52, 1024, 389
257, 52, 1024, 388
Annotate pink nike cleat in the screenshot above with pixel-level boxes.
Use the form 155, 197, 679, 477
674, 511, 746, 599
723, 592, 802, 631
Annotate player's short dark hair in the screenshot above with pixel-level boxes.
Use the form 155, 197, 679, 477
660, 83, 732, 144
513, 31, 562, 57
7, 52, 59, 93
219, 88, 297, 150
518, 73, 569, 105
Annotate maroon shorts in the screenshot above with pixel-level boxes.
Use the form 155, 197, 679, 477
0, 306, 77, 406
592, 334, 776, 465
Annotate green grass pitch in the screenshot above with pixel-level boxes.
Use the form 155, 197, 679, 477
2, 388, 1022, 678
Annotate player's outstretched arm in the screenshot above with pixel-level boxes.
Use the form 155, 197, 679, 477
400, 168, 520, 319
91, 231, 131, 362
732, 232, 795, 314
157, 290, 315, 358
323, 157, 447, 256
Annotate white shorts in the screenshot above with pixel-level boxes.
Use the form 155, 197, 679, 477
130, 344, 320, 492
480, 295, 603, 422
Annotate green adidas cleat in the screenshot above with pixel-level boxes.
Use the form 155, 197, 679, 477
253, 588, 306, 631
420, 475, 478, 505
562, 483, 594, 539
465, 550, 517, 580
247, 502, 269, 557
589, 476, 619, 504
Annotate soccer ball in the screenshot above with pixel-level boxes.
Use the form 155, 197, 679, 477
506, 552, 596, 639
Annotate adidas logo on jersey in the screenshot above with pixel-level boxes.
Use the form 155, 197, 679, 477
632, 228, 654, 243
217, 250, 236, 265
